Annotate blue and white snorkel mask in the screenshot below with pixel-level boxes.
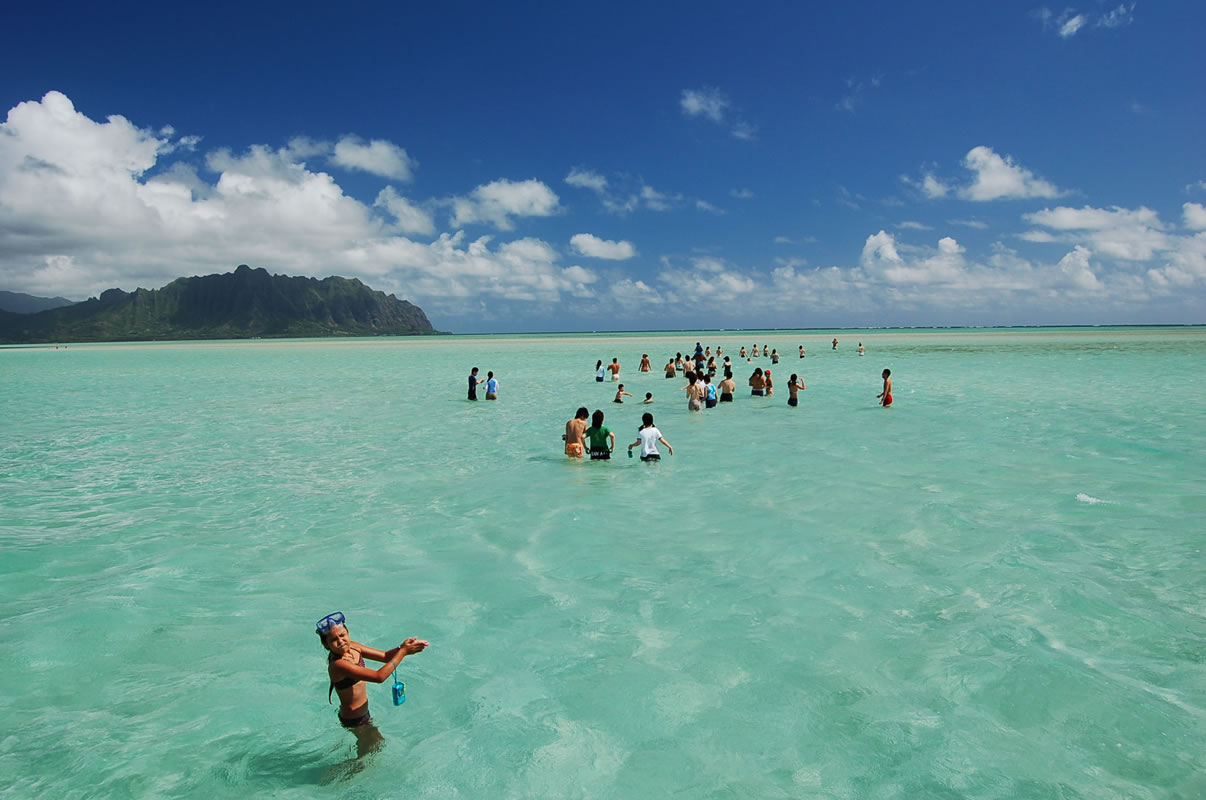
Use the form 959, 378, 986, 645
316, 611, 346, 633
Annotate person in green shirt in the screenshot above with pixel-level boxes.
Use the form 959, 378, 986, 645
584, 409, 615, 460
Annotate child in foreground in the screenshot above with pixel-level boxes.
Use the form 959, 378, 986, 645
628, 412, 674, 461
316, 612, 429, 758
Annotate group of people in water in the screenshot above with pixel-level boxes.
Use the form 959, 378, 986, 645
563, 340, 893, 461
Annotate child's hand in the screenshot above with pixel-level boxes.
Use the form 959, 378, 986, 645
401, 637, 429, 654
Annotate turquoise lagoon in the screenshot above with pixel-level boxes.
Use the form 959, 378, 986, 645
1, 327, 1203, 798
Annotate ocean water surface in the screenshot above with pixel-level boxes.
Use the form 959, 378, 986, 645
1, 327, 1203, 799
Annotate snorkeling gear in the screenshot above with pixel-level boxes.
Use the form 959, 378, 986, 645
316, 611, 346, 633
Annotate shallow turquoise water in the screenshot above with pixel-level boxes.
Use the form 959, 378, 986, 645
2, 328, 1204, 799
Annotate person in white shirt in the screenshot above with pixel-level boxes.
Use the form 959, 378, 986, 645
627, 412, 674, 462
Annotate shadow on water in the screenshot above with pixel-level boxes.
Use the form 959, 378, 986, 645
211, 730, 391, 789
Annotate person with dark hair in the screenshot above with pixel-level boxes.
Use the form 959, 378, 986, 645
614, 384, 634, 404
628, 412, 674, 461
718, 370, 736, 402
484, 371, 498, 400
564, 406, 589, 457
748, 367, 765, 396
315, 611, 428, 757
878, 369, 893, 407
787, 373, 805, 407
468, 367, 483, 400
685, 372, 703, 411
595, 360, 606, 382
585, 409, 615, 460
643, 392, 654, 404
704, 374, 718, 408
665, 357, 677, 378
607, 358, 621, 382
639, 354, 652, 372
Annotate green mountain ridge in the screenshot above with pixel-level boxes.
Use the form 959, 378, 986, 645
0, 290, 78, 314
0, 265, 441, 343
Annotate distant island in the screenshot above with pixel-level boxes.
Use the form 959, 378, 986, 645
0, 265, 442, 344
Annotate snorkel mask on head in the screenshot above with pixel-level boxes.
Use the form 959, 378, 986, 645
316, 611, 346, 636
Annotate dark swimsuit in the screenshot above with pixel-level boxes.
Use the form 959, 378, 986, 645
329, 653, 373, 728
719, 392, 733, 402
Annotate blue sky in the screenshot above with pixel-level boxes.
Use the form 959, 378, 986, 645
1, 1, 1203, 332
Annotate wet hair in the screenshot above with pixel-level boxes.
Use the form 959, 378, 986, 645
576, 406, 589, 419
641, 412, 654, 428
596, 360, 602, 368
487, 371, 494, 378
790, 373, 799, 384
645, 392, 652, 399
618, 384, 625, 390
592, 409, 605, 428
883, 369, 891, 377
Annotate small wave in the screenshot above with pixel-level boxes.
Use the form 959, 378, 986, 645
1076, 493, 1110, 505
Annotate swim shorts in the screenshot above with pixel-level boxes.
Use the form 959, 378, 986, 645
565, 442, 584, 457
705, 398, 717, 409
590, 448, 611, 460
486, 393, 497, 400
788, 396, 798, 407
883, 394, 893, 407
339, 710, 374, 728
596, 376, 604, 382
640, 454, 660, 462
719, 392, 733, 402
750, 389, 764, 396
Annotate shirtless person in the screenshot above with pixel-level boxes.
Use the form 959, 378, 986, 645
878, 369, 893, 407
799, 345, 805, 358
665, 358, 677, 378
749, 368, 766, 396
858, 342, 865, 356
607, 358, 621, 381
639, 354, 652, 372
564, 407, 588, 457
832, 337, 838, 350
787, 373, 805, 407
718, 371, 736, 402
614, 384, 634, 403
739, 346, 747, 359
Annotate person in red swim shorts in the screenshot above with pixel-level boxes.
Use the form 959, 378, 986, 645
878, 368, 893, 407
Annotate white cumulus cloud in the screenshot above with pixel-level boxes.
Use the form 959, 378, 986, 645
569, 233, 636, 260
374, 186, 435, 236
332, 135, 414, 181
1183, 202, 1206, 230
449, 178, 562, 230
960, 146, 1062, 201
